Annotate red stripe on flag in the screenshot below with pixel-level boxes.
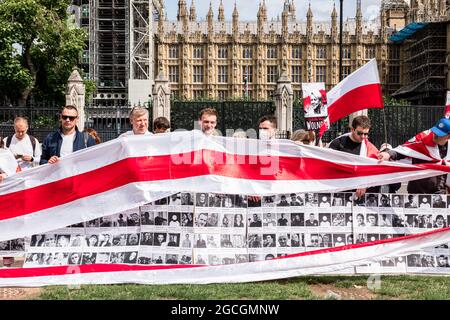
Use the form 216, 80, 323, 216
327, 83, 383, 123
0, 263, 205, 279
0, 150, 439, 221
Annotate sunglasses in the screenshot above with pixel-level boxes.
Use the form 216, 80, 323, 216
61, 115, 77, 121
356, 130, 369, 136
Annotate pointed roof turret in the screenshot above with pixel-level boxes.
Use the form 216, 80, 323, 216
218, 0, 225, 22
189, 0, 197, 21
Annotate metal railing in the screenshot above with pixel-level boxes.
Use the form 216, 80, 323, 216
294, 104, 445, 148
0, 102, 445, 148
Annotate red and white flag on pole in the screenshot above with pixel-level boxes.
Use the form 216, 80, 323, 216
319, 59, 384, 136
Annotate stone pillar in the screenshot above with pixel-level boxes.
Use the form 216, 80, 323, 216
66, 68, 86, 131
152, 70, 171, 121
274, 70, 294, 134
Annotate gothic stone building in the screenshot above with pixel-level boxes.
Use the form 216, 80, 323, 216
155, 0, 441, 101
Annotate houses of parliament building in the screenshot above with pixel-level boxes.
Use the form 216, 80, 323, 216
154, 0, 449, 103
78, 0, 450, 104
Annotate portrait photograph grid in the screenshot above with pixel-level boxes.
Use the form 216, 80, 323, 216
22, 192, 450, 273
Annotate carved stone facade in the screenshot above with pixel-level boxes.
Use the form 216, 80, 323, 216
408, 0, 449, 23
154, 0, 441, 101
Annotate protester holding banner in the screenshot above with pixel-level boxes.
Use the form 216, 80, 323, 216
198, 108, 218, 136
83, 128, 101, 144
328, 115, 380, 197
153, 116, 170, 134
378, 118, 450, 194
291, 129, 315, 145
40, 105, 96, 164
120, 106, 153, 137
258, 115, 277, 140
3, 117, 42, 170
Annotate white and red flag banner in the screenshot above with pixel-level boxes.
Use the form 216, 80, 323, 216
319, 59, 384, 136
389, 129, 450, 189
391, 130, 446, 163
1, 130, 450, 241
1, 132, 450, 285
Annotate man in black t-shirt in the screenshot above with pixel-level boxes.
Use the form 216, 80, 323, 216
329, 115, 380, 198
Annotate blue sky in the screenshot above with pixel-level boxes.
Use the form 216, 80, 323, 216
164, 0, 388, 21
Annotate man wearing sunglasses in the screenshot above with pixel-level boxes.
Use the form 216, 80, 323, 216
40, 105, 96, 165
328, 115, 380, 198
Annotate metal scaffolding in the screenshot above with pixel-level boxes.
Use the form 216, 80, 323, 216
88, 0, 128, 105
392, 22, 447, 105
126, 0, 163, 105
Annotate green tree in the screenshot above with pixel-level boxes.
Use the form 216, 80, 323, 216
0, 0, 86, 105
383, 95, 411, 106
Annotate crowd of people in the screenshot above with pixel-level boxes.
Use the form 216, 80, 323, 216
1, 104, 450, 267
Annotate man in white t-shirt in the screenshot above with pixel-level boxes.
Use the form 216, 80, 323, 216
40, 105, 96, 165
3, 117, 41, 170
119, 106, 153, 137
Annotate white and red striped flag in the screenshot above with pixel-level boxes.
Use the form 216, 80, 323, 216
1, 131, 450, 241
390, 130, 443, 163
319, 59, 384, 136
1, 132, 450, 285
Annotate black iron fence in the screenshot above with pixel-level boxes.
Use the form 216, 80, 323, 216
171, 100, 275, 136
84, 105, 152, 142
368, 105, 444, 148
293, 104, 445, 148
0, 102, 445, 148
0, 102, 61, 141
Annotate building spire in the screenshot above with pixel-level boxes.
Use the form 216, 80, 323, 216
282, 1, 288, 37
232, 1, 239, 37
307, 2, 313, 19
332, 1, 337, 19
207, 1, 214, 30
356, 0, 362, 19
232, 1, 239, 19
189, 0, 196, 21
306, 2, 313, 36
207, 1, 213, 20
218, 0, 225, 22
177, 0, 187, 21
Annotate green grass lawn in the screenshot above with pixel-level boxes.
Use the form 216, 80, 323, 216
37, 275, 450, 300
